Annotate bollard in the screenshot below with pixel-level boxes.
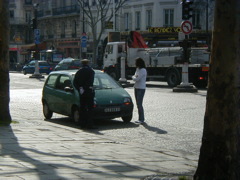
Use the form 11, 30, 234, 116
119, 57, 127, 83
173, 62, 198, 92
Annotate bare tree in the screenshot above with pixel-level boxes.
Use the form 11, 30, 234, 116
0, 0, 12, 126
77, 0, 127, 64
194, 0, 240, 179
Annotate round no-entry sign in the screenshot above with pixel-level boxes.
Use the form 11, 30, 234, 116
181, 20, 193, 35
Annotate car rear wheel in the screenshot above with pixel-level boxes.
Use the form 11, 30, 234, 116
72, 107, 80, 123
122, 114, 132, 123
43, 102, 53, 119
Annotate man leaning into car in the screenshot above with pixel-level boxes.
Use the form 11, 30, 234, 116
73, 59, 96, 129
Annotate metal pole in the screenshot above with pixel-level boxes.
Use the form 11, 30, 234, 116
30, 3, 44, 78
82, 2, 86, 59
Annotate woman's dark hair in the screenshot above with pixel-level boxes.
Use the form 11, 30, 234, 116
135, 57, 146, 69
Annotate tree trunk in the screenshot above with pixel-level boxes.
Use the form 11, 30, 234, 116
0, 0, 12, 126
194, 0, 240, 179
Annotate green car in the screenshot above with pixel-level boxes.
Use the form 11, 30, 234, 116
42, 70, 133, 123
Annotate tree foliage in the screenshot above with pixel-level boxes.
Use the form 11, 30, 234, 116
0, 0, 12, 126
77, 0, 127, 64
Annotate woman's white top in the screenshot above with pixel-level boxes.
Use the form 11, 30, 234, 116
132, 68, 147, 89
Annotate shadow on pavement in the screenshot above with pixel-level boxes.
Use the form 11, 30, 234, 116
0, 126, 62, 179
44, 117, 139, 134
0, 125, 152, 179
141, 122, 168, 134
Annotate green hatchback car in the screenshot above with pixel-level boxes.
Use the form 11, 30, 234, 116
42, 70, 133, 123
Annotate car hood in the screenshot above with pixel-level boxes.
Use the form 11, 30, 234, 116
95, 88, 131, 105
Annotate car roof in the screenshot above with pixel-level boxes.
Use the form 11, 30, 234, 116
50, 69, 103, 76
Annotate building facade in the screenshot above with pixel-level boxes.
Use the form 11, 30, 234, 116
9, 0, 214, 67
9, 0, 35, 69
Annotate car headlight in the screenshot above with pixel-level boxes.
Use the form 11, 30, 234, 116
123, 97, 132, 105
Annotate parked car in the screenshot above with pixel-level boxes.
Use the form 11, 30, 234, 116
22, 60, 53, 75
42, 70, 133, 123
54, 58, 81, 71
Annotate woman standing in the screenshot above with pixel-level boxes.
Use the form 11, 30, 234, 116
132, 57, 147, 124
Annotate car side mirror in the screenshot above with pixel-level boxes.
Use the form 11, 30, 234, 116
64, 87, 74, 93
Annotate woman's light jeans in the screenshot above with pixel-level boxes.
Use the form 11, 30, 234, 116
134, 88, 145, 122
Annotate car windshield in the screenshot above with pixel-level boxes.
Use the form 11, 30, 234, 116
93, 73, 121, 89
73, 72, 121, 90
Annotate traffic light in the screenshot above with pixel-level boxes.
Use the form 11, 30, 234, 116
182, 0, 193, 20
179, 39, 191, 62
30, 18, 37, 30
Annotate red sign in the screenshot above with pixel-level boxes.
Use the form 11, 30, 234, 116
181, 20, 193, 35
9, 48, 19, 51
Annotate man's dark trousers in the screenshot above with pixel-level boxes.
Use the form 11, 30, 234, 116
79, 89, 95, 128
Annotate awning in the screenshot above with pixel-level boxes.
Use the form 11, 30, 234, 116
20, 42, 47, 51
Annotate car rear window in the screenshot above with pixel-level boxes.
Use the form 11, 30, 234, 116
72, 60, 81, 66
39, 62, 49, 66
46, 74, 58, 88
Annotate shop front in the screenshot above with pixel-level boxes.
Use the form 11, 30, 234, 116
56, 40, 80, 59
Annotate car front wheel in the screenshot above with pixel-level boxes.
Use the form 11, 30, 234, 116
23, 70, 27, 75
122, 114, 132, 123
43, 102, 53, 119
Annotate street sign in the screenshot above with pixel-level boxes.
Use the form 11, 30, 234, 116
34, 29, 40, 44
181, 20, 193, 35
81, 33, 87, 48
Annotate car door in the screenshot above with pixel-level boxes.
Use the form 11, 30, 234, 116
43, 74, 59, 113
26, 61, 35, 73
54, 75, 76, 116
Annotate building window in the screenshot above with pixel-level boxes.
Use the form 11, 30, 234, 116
9, 10, 14, 19
25, 11, 31, 23
124, 13, 129, 30
25, 0, 32, 5
135, 11, 141, 30
61, 22, 65, 38
72, 20, 77, 37
192, 10, 201, 29
164, 9, 174, 27
146, 10, 152, 29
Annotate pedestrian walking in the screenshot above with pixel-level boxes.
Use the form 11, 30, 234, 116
132, 57, 147, 124
73, 59, 97, 129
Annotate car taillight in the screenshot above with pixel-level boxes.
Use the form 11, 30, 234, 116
199, 77, 204, 80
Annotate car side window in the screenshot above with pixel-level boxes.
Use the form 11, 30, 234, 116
46, 74, 58, 88
93, 77, 100, 88
56, 75, 71, 90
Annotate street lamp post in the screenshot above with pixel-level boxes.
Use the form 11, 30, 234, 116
30, 3, 44, 79
80, 1, 87, 59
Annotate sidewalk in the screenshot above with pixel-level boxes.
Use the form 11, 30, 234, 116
0, 119, 196, 180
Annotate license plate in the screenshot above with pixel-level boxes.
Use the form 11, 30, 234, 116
42, 67, 48, 69
104, 107, 120, 112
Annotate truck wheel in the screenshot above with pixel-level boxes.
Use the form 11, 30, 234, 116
166, 70, 180, 87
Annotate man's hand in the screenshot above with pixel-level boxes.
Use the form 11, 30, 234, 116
80, 87, 84, 95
